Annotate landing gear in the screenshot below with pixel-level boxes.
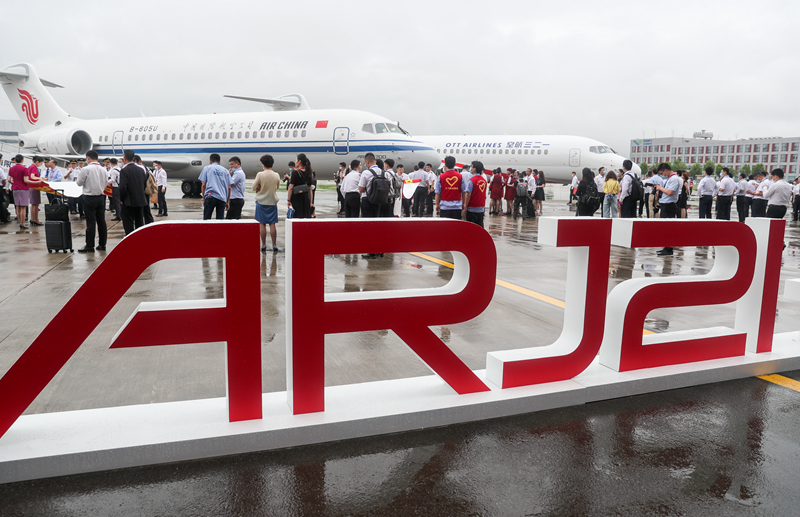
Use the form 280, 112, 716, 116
181, 181, 202, 197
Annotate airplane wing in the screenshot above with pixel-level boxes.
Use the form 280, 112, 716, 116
223, 93, 310, 111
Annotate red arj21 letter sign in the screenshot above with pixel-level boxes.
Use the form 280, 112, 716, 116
0, 217, 789, 440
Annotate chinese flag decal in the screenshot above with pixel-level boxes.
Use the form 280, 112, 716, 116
316, 120, 328, 129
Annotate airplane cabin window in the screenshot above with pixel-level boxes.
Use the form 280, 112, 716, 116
245, 131, 250, 138
135, 135, 139, 141
437, 149, 441, 153
301, 130, 306, 137
511, 150, 515, 154
505, 149, 509, 154
261, 131, 265, 138
179, 134, 183, 140
194, 133, 199, 139
238, 132, 242, 138
172, 134, 176, 141
222, 132, 227, 139
544, 150, 548, 155
187, 134, 191, 140
268, 131, 273, 138
362, 124, 374, 134
293, 130, 298, 138
148, 134, 153, 141
215, 132, 219, 139
375, 123, 388, 134
524, 150, 528, 154
127, 135, 131, 141
156, 134, 160, 141
468, 149, 472, 154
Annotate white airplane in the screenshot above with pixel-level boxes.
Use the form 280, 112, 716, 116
0, 63, 439, 195
419, 135, 640, 182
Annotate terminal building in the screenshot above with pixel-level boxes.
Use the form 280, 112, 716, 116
629, 131, 799, 181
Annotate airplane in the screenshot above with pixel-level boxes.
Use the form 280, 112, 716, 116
0, 63, 439, 195
418, 134, 641, 182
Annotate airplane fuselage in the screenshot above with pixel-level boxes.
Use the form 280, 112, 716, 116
419, 135, 637, 183
22, 110, 438, 187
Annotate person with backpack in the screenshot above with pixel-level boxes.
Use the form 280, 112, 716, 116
618, 160, 641, 218
384, 158, 401, 217
576, 167, 602, 217
358, 152, 390, 218
602, 170, 620, 218
513, 171, 529, 219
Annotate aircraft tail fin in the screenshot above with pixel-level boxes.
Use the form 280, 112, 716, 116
0, 63, 70, 133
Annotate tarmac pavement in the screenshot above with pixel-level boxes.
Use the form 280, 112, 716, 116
1, 186, 800, 516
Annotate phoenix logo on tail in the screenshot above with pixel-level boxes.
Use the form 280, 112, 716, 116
18, 89, 39, 125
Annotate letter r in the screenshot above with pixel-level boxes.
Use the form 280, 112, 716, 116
286, 219, 496, 414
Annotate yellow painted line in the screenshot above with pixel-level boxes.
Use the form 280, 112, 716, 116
758, 374, 800, 392
409, 252, 653, 334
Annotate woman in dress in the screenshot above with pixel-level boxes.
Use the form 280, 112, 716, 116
678, 172, 690, 218
534, 170, 546, 216
503, 169, 516, 216
288, 153, 313, 219
489, 169, 504, 215
602, 170, 620, 218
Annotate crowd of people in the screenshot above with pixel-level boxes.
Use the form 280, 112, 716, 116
3, 150, 799, 257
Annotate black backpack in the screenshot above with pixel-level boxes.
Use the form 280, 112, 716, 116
516, 180, 528, 198
627, 172, 644, 201
581, 180, 603, 210
367, 167, 391, 205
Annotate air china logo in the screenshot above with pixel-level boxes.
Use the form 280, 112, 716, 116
18, 89, 39, 125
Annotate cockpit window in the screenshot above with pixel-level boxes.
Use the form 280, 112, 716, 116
375, 123, 389, 134
362, 123, 374, 134
386, 123, 405, 134
590, 146, 598, 153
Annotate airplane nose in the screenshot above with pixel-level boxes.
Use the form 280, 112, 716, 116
631, 162, 642, 175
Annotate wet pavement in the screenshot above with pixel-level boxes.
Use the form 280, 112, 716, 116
1, 186, 800, 516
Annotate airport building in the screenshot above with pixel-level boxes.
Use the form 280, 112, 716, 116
629, 131, 800, 180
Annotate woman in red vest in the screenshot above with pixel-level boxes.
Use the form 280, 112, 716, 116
503, 169, 516, 216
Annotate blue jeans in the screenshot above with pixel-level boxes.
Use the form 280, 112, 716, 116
602, 193, 618, 218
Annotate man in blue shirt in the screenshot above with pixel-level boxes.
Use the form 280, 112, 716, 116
226, 156, 246, 219
199, 153, 232, 220
654, 163, 681, 256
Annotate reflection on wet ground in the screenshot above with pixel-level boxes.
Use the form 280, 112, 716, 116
4, 372, 800, 516
1, 189, 800, 515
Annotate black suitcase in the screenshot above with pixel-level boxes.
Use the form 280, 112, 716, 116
45, 220, 73, 253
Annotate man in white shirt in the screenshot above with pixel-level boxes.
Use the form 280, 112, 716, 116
341, 159, 362, 218
793, 178, 800, 222
568, 171, 578, 205
696, 167, 716, 219
763, 168, 792, 219
409, 162, 429, 217
225, 157, 246, 219
108, 158, 121, 220
595, 167, 605, 191
716, 167, 736, 220
748, 172, 771, 217
425, 164, 436, 215
618, 160, 638, 218
383, 158, 399, 217
735, 172, 749, 222
154, 161, 168, 217
76, 150, 108, 252
397, 164, 412, 217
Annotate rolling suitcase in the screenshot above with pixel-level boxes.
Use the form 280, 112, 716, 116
45, 220, 73, 253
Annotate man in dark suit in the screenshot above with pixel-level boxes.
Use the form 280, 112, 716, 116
118, 149, 148, 235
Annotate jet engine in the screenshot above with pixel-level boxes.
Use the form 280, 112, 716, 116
35, 127, 93, 156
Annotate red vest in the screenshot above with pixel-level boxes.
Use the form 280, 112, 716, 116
439, 170, 462, 202
468, 175, 487, 208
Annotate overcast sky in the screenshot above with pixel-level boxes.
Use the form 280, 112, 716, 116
1, 0, 798, 155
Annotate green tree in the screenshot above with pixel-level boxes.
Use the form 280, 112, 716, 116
639, 162, 649, 176
715, 164, 725, 175
704, 160, 716, 173
672, 158, 688, 171
740, 164, 751, 176
752, 163, 766, 174
689, 163, 703, 177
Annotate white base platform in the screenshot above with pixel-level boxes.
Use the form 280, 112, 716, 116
1, 331, 798, 484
